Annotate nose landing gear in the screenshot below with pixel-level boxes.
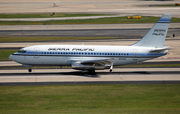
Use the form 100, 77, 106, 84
28, 66, 32, 73
28, 69, 32, 73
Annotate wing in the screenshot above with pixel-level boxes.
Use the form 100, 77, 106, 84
68, 58, 114, 70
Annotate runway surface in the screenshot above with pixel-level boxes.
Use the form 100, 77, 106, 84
1, 28, 180, 38
0, 68, 180, 86
0, 29, 150, 38
1, 24, 180, 30
1, 0, 180, 17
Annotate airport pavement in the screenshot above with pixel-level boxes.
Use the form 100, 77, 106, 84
0, 23, 180, 30
0, 28, 178, 40
0, 0, 180, 17
0, 68, 180, 84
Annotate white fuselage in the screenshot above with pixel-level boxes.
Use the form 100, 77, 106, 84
9, 45, 167, 67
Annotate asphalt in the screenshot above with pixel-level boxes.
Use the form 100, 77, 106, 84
1, 0, 180, 17
0, 28, 179, 39
0, 68, 180, 86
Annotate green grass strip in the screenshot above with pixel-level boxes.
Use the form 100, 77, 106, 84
0, 36, 119, 42
0, 84, 180, 114
0, 13, 109, 18
0, 16, 180, 25
0, 50, 17, 60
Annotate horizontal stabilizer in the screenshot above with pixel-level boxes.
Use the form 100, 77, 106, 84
150, 46, 173, 52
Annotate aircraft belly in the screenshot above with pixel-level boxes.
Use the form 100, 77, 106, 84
20, 56, 68, 66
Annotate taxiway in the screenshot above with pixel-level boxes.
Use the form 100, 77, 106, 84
1, 0, 180, 17
0, 68, 180, 85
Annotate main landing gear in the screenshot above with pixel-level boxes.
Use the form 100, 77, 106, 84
88, 69, 96, 74
110, 63, 113, 72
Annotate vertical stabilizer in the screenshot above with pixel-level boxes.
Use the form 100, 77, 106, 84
131, 14, 172, 48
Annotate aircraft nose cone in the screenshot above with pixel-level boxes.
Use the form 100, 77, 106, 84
9, 55, 14, 61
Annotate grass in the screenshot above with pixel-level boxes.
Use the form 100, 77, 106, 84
0, 36, 119, 42
0, 13, 109, 18
0, 16, 180, 25
0, 50, 17, 60
0, 84, 180, 114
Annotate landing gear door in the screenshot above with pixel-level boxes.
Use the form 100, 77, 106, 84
34, 47, 39, 58
133, 49, 138, 60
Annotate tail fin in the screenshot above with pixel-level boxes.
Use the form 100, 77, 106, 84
131, 14, 172, 48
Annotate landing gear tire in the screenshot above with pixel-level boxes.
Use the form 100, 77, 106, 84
88, 70, 95, 74
28, 69, 32, 73
110, 69, 112, 72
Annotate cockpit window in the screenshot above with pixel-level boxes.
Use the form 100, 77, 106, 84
18, 49, 26, 53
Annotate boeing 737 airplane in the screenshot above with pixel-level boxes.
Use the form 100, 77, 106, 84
9, 14, 172, 73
